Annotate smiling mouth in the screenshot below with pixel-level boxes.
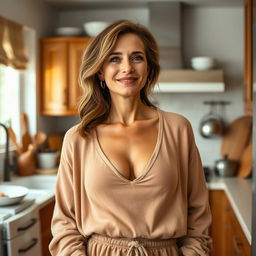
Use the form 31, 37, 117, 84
116, 77, 138, 85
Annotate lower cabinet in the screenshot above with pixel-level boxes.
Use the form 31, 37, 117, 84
209, 190, 251, 256
39, 200, 55, 256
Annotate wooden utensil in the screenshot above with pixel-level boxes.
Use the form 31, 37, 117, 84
21, 113, 32, 152
47, 135, 63, 152
32, 131, 47, 150
17, 144, 36, 176
7, 127, 23, 154
221, 116, 252, 161
237, 140, 252, 178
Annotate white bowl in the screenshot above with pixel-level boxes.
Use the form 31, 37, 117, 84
56, 27, 83, 36
0, 185, 28, 206
191, 57, 215, 70
83, 21, 109, 37
37, 151, 60, 169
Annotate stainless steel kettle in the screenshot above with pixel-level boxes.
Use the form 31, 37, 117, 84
214, 155, 239, 177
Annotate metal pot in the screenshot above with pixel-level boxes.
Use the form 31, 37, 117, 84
214, 155, 239, 177
199, 102, 225, 138
199, 113, 225, 138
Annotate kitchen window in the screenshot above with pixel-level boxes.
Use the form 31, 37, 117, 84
0, 17, 31, 148
0, 65, 21, 146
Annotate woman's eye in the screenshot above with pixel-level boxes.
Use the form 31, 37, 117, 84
131, 55, 144, 61
109, 56, 120, 63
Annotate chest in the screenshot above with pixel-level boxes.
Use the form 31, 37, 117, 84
96, 121, 159, 180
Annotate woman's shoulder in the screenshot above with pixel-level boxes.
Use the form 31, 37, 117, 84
62, 124, 92, 146
158, 108, 192, 129
63, 124, 80, 141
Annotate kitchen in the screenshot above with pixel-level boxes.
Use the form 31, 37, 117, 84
0, 0, 255, 255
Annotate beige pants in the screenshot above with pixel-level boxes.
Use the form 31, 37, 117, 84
87, 234, 179, 256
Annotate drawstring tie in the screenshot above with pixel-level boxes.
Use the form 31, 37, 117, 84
127, 240, 149, 256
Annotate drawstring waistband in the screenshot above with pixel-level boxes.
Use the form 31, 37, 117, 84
89, 234, 177, 256
127, 240, 148, 256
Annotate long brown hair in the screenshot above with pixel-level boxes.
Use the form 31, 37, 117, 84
78, 20, 160, 137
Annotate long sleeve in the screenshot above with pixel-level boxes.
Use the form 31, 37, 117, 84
49, 131, 86, 256
177, 122, 212, 256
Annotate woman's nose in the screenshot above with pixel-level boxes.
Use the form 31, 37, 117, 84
121, 59, 134, 73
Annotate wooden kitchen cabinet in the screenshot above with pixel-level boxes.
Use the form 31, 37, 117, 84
209, 190, 251, 256
39, 200, 55, 256
40, 37, 91, 116
244, 0, 253, 115
209, 190, 227, 255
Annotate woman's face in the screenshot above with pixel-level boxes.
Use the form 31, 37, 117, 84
99, 33, 148, 98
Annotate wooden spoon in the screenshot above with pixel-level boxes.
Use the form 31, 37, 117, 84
21, 113, 32, 152
32, 131, 47, 149
7, 127, 23, 154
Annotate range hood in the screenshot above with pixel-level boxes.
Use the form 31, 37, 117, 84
149, 2, 183, 69
149, 2, 225, 93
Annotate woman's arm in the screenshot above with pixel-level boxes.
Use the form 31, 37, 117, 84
49, 132, 86, 256
178, 123, 212, 256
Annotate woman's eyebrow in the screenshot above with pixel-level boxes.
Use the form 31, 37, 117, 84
109, 52, 122, 56
133, 51, 144, 54
109, 51, 144, 56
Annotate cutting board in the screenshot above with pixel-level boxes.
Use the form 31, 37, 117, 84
237, 140, 252, 178
221, 116, 252, 161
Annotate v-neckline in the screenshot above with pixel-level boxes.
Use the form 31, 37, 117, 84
94, 108, 163, 184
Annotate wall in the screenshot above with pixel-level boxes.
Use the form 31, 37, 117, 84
0, 0, 55, 36
54, 5, 244, 167
154, 6, 244, 166
58, 6, 149, 27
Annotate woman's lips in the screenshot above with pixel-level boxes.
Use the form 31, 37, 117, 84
117, 77, 138, 85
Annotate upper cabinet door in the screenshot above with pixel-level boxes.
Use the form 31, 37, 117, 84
40, 38, 91, 116
68, 39, 91, 113
41, 42, 68, 115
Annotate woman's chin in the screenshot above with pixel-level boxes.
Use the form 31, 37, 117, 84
109, 87, 143, 98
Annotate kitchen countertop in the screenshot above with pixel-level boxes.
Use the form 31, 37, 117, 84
0, 174, 56, 222
207, 175, 252, 244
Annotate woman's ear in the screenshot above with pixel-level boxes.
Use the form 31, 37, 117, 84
98, 69, 104, 81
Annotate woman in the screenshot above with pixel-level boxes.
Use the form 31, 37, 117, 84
49, 20, 212, 256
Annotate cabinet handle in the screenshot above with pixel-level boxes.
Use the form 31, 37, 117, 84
18, 238, 38, 253
232, 236, 243, 256
17, 218, 37, 232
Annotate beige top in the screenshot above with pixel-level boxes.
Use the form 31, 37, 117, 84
49, 109, 212, 256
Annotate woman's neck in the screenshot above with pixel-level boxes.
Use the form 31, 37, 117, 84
107, 96, 154, 125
